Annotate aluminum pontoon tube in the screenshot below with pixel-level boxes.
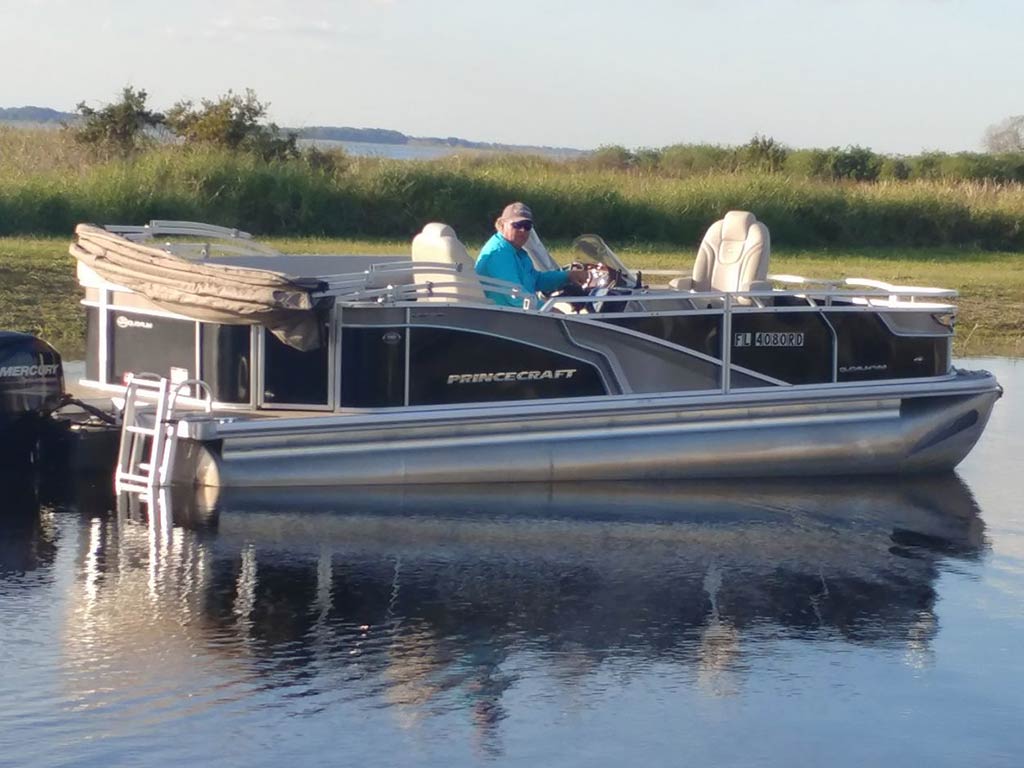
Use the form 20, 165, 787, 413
172, 371, 1000, 488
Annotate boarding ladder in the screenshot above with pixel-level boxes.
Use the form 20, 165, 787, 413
115, 374, 213, 499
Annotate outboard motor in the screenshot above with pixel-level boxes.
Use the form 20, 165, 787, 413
0, 331, 64, 468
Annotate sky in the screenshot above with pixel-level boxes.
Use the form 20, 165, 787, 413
0, 0, 1020, 154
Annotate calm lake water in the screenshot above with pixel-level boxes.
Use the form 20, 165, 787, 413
1, 357, 1021, 767
307, 139, 460, 161
303, 139, 582, 161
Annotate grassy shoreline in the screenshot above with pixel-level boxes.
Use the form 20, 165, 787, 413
2, 236, 1020, 360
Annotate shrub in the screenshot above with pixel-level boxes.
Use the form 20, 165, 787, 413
303, 146, 351, 176
909, 152, 945, 180
165, 89, 298, 161
579, 145, 637, 171
741, 135, 789, 173
70, 85, 164, 156
879, 157, 911, 181
658, 144, 737, 176
824, 145, 883, 182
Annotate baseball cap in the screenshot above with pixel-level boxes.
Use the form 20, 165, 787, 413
500, 202, 533, 223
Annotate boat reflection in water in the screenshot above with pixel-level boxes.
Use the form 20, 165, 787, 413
51, 476, 985, 753
0, 475, 59, 577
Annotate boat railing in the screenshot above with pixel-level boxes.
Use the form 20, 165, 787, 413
768, 275, 957, 308
315, 260, 525, 304
316, 259, 445, 292
104, 220, 283, 258
352, 277, 525, 305
539, 278, 957, 313
107, 220, 259, 242
314, 265, 958, 312
842, 278, 958, 305
765, 274, 846, 290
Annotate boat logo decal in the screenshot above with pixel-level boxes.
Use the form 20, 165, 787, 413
116, 315, 154, 330
734, 332, 805, 348
0, 363, 60, 378
447, 369, 577, 385
839, 363, 888, 373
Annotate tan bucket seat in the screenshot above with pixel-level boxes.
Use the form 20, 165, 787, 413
670, 211, 771, 303
410, 223, 488, 302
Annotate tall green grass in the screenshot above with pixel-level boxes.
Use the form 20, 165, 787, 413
2, 127, 1023, 248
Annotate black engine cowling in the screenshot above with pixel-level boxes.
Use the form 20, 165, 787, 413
0, 331, 64, 467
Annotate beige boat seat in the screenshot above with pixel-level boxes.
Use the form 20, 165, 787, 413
670, 211, 772, 304
410, 223, 487, 302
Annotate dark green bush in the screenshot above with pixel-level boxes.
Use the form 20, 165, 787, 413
823, 146, 883, 182
879, 157, 911, 181
164, 89, 297, 161
579, 145, 636, 171
657, 144, 737, 176
71, 85, 164, 157
742, 135, 789, 173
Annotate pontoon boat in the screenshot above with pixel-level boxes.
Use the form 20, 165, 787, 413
66, 211, 1001, 490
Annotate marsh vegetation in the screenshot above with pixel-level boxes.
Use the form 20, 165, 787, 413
2, 125, 1024, 250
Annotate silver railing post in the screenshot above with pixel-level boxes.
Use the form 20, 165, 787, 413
722, 294, 732, 394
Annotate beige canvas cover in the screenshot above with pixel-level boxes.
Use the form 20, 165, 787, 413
70, 224, 325, 350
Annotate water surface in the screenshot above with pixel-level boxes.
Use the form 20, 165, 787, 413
1, 357, 1021, 767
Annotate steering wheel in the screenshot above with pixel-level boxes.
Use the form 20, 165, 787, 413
557, 262, 629, 312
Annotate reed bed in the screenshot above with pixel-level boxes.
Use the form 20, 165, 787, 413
1, 127, 1023, 251
0, 125, 104, 180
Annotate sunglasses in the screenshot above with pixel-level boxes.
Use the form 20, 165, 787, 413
510, 220, 534, 231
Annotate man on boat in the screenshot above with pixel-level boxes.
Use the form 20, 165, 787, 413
475, 202, 586, 308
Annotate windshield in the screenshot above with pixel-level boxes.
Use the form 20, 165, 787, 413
571, 235, 635, 280
524, 230, 637, 283
523, 229, 561, 271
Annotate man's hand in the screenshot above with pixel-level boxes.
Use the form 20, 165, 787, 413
567, 267, 589, 287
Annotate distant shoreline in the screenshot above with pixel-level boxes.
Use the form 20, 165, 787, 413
296, 125, 584, 156
0, 106, 586, 158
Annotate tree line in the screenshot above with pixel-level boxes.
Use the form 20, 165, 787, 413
580, 134, 1024, 183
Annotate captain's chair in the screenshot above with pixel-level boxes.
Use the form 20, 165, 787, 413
670, 211, 771, 302
410, 223, 487, 302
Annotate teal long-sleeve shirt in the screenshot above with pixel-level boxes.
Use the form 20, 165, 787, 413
475, 232, 569, 308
